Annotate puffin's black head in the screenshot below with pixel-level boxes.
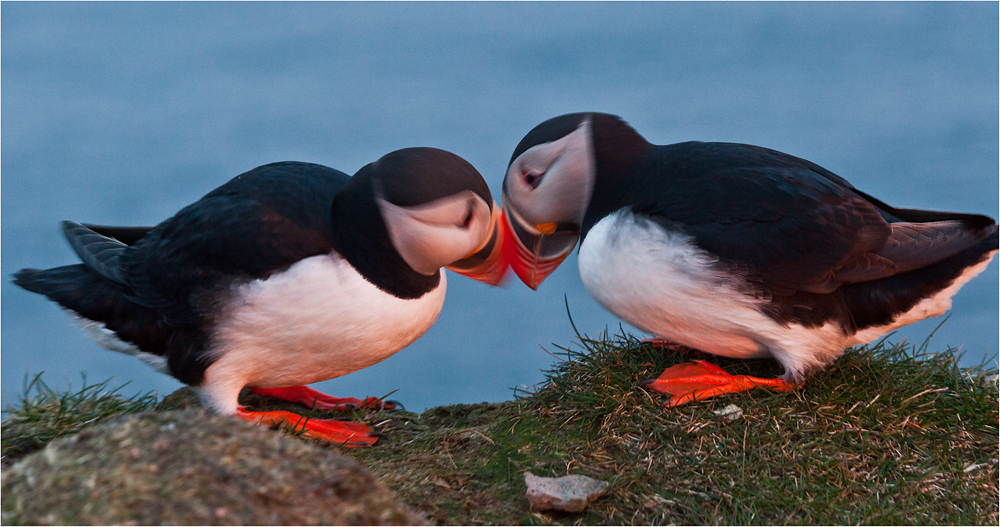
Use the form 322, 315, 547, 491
500, 112, 649, 289
334, 148, 508, 297
373, 147, 493, 210
508, 113, 593, 167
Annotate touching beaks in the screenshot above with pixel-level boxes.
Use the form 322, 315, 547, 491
499, 202, 579, 290
445, 202, 510, 286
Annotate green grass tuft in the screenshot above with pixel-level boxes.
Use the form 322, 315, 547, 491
345, 313, 997, 525
514, 325, 998, 525
1, 373, 158, 465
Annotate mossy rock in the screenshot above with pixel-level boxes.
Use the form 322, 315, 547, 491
1, 409, 424, 525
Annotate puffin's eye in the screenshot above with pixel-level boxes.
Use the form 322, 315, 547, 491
523, 171, 542, 189
461, 203, 474, 229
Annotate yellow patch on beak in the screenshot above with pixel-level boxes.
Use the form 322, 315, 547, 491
535, 222, 558, 235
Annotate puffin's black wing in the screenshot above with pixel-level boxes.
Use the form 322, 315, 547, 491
61, 221, 130, 285
119, 162, 351, 326
633, 166, 885, 296
627, 142, 996, 297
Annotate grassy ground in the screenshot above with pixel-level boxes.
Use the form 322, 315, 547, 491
1, 374, 158, 466
3, 329, 997, 525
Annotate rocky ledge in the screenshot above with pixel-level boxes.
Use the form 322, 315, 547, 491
1, 409, 424, 525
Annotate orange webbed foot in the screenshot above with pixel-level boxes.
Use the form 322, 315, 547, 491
249, 385, 400, 411
642, 360, 796, 407
235, 408, 379, 447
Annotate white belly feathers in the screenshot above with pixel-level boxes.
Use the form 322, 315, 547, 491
201, 253, 446, 413
577, 210, 852, 382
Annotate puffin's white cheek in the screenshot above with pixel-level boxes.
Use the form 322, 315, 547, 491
396, 223, 476, 275
431, 224, 479, 260
507, 183, 553, 227
467, 203, 492, 247
506, 152, 558, 226
505, 122, 594, 228
540, 148, 594, 225
378, 193, 494, 274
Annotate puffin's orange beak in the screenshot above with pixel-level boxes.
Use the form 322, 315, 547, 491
445, 202, 510, 286
499, 200, 579, 290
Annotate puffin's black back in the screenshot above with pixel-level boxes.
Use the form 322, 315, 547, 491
121, 162, 349, 324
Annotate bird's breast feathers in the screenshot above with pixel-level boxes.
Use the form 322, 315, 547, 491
206, 252, 447, 389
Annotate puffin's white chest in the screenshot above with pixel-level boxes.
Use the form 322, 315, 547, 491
578, 210, 775, 358
207, 253, 446, 392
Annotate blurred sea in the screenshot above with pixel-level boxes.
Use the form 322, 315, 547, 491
3, 2, 997, 412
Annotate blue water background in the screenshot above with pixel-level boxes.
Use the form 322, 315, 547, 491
3, 3, 997, 412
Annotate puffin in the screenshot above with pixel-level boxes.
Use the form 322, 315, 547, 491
14, 147, 509, 445
500, 112, 998, 406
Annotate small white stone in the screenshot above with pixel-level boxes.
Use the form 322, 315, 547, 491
524, 471, 609, 512
713, 404, 743, 421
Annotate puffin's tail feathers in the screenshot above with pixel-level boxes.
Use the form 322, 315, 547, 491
830, 213, 997, 287
13, 264, 133, 322
14, 264, 179, 358
855, 188, 998, 227
841, 224, 998, 331
13, 264, 209, 386
876, 218, 997, 274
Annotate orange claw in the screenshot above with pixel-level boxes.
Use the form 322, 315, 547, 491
642, 360, 796, 407
235, 408, 379, 447
248, 385, 398, 411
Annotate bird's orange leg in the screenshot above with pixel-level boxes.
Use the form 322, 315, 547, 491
248, 385, 399, 411
642, 360, 796, 407
235, 407, 379, 447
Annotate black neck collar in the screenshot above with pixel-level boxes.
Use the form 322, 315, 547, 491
581, 115, 653, 239
330, 172, 441, 300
